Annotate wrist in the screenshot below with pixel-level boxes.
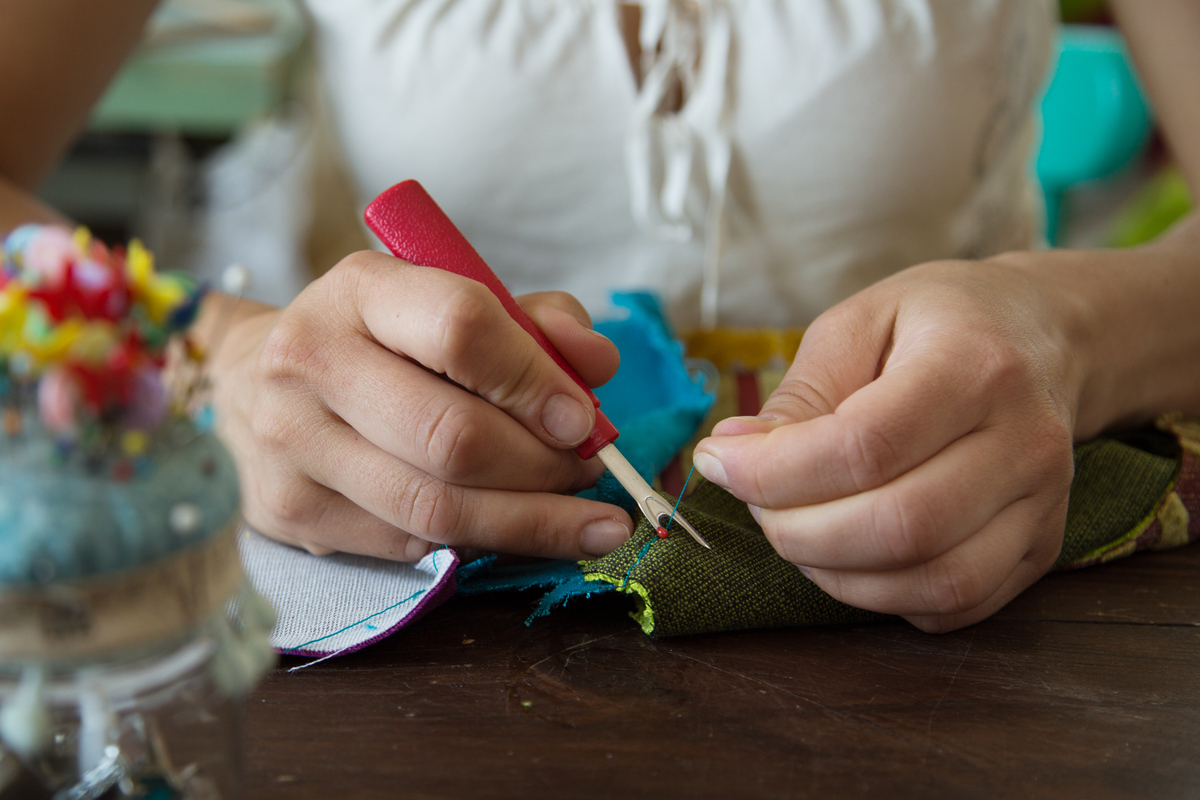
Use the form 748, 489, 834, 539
193, 291, 280, 368
995, 216, 1200, 440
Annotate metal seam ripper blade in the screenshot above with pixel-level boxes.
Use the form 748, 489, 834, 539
363, 180, 710, 550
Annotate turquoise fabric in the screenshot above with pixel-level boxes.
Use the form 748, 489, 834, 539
591, 292, 714, 515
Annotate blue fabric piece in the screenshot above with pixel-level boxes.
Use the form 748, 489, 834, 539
454, 291, 716, 606
453, 553, 498, 586
456, 557, 614, 624
592, 291, 713, 438
456, 558, 579, 595
525, 572, 614, 625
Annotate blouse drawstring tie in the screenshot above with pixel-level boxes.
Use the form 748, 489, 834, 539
626, 0, 732, 330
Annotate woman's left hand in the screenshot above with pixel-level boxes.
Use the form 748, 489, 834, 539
693, 255, 1085, 632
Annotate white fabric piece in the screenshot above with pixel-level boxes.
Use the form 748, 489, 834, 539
628, 0, 733, 329
238, 528, 455, 657
305, 0, 1055, 329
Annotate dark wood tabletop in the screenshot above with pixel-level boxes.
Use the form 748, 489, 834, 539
244, 544, 1200, 799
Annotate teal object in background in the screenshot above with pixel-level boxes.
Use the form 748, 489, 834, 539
592, 292, 713, 432
1036, 25, 1153, 244
590, 292, 716, 513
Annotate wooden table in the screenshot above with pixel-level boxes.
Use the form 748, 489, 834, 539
245, 544, 1200, 799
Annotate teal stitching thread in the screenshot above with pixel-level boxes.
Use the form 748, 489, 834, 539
284, 588, 426, 653
619, 539, 655, 591
284, 550, 443, 654
666, 464, 696, 531
619, 465, 698, 591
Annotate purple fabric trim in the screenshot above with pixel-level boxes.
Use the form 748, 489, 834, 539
281, 549, 460, 658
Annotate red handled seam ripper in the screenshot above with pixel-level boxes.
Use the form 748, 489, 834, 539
364, 180, 710, 550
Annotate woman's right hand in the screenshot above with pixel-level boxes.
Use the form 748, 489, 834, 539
209, 250, 633, 562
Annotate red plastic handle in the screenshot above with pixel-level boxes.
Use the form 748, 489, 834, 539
364, 180, 618, 460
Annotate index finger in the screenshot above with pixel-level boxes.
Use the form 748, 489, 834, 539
337, 252, 606, 451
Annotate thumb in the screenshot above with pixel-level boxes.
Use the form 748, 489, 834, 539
694, 292, 899, 501
709, 295, 898, 438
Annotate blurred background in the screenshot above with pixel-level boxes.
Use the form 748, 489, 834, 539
37, 0, 1195, 309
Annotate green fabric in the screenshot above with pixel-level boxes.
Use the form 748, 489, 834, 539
582, 427, 1185, 637
1056, 432, 1180, 568
581, 480, 883, 637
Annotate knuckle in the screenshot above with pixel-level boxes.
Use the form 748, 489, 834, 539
758, 522, 796, 566
921, 558, 986, 616
434, 282, 498, 371
874, 488, 935, 566
421, 400, 490, 483
256, 476, 321, 535
538, 291, 591, 324
325, 251, 375, 299
248, 404, 295, 457
495, 348, 543, 409
391, 472, 465, 542
973, 337, 1027, 393
259, 316, 328, 385
1032, 536, 1061, 573
314, 254, 376, 330
472, 329, 543, 411
769, 378, 834, 419
762, 525, 802, 567
1003, 415, 1075, 502
1030, 419, 1075, 482
843, 419, 900, 492
510, 505, 559, 555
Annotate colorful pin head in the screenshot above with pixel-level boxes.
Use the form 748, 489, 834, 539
0, 225, 205, 444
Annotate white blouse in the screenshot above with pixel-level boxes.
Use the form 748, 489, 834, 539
304, 0, 1055, 329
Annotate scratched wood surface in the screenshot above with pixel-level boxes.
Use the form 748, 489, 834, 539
244, 544, 1200, 799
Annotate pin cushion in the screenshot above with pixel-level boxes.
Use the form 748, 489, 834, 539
0, 225, 272, 798
0, 224, 240, 600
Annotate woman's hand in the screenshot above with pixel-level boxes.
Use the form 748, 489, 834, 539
694, 256, 1087, 632
209, 250, 632, 562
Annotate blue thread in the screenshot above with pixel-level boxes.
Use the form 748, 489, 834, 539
619, 539, 655, 591
283, 589, 427, 653
618, 466, 699, 591
284, 552, 442, 654
666, 464, 697, 531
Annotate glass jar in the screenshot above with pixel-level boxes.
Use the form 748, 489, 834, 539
0, 575, 274, 800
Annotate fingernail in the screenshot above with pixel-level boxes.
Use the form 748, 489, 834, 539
542, 393, 592, 445
747, 504, 761, 524
580, 519, 630, 556
711, 416, 764, 436
797, 565, 813, 581
693, 452, 729, 489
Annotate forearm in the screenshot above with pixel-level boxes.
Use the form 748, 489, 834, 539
1001, 212, 1200, 440
1110, 0, 1200, 191
0, 0, 160, 191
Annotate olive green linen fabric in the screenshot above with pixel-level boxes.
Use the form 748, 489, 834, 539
582, 480, 884, 636
582, 423, 1195, 637
1055, 430, 1179, 567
